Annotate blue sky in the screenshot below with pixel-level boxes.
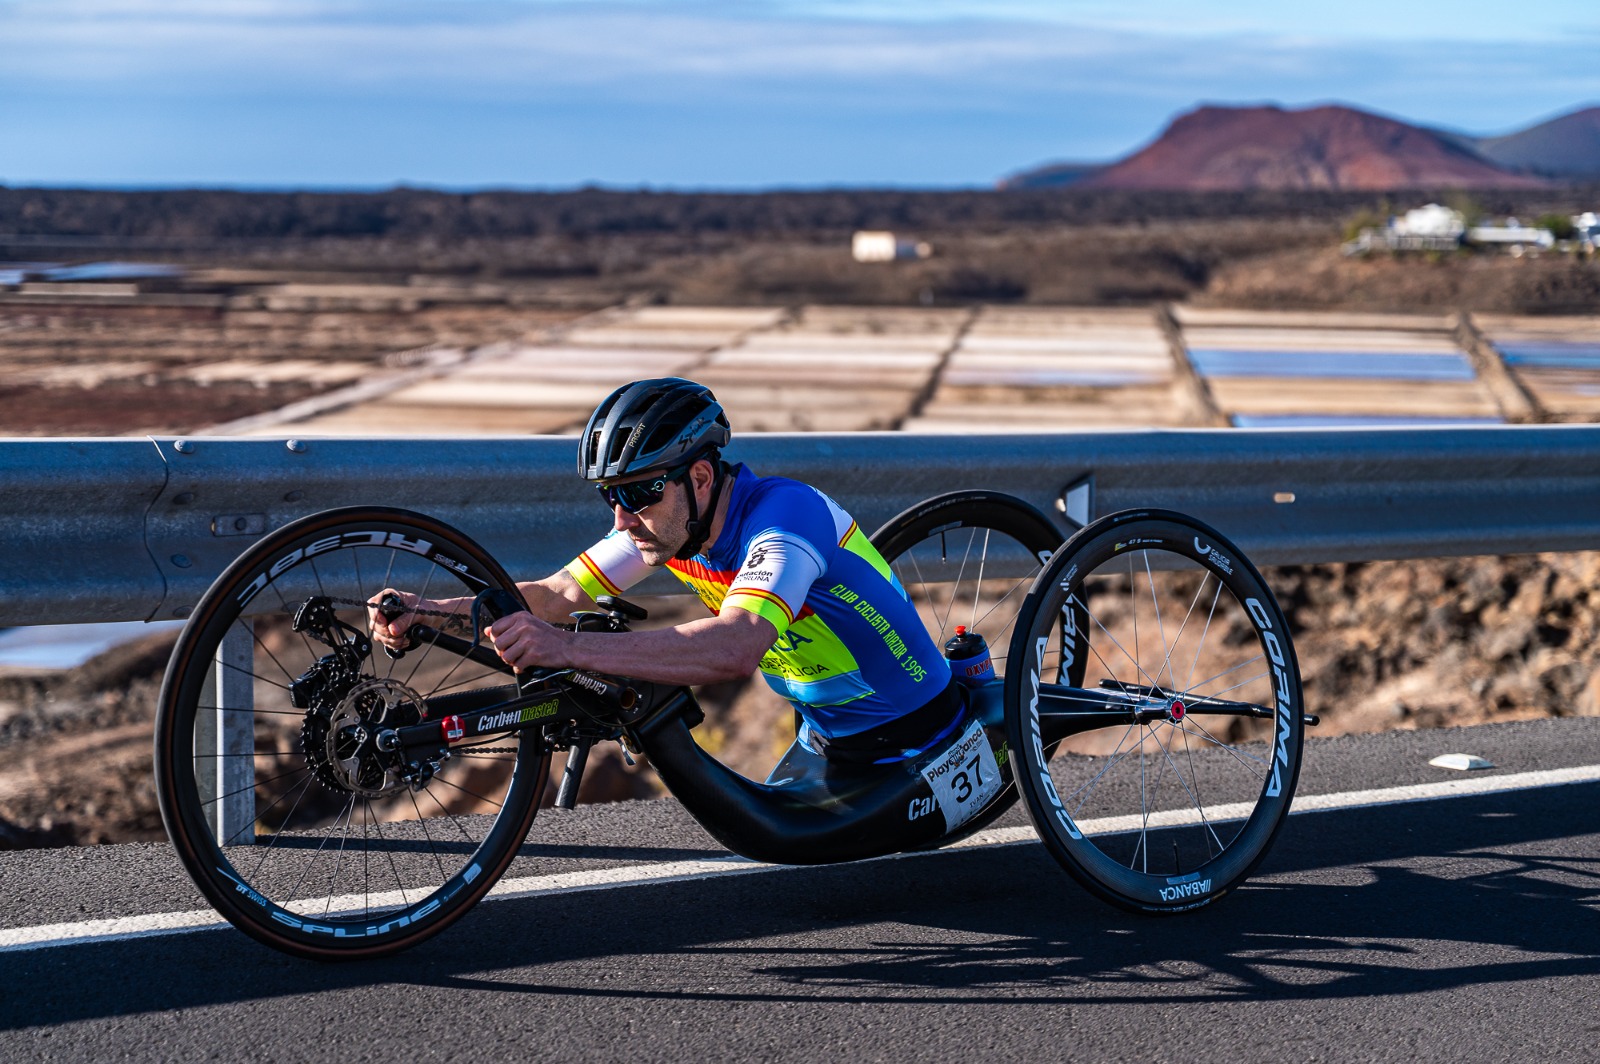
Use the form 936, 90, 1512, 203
1, 1, 1595, 189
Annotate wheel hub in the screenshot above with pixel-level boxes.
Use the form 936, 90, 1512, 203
303, 677, 425, 797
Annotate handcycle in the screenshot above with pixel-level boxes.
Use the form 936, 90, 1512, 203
154, 491, 1310, 961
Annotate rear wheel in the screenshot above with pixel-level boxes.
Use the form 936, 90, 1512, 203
870, 491, 1069, 838
1005, 509, 1304, 912
154, 506, 549, 960
871, 491, 1065, 672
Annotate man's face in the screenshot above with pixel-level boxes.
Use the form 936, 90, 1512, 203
606, 468, 694, 565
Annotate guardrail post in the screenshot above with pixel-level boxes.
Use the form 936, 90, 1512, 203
197, 621, 255, 846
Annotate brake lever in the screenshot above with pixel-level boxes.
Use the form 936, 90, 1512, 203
471, 588, 559, 685
474, 589, 631, 704
470, 588, 528, 635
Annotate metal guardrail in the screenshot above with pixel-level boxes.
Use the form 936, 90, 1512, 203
3, 425, 1599, 627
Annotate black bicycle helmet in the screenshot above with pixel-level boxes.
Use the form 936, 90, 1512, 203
579, 378, 731, 482
580, 378, 734, 559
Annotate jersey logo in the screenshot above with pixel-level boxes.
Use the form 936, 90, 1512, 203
771, 628, 814, 653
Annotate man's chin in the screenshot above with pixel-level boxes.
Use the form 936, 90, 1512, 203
633, 540, 677, 566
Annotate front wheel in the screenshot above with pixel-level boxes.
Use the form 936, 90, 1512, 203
1005, 509, 1304, 913
154, 506, 550, 960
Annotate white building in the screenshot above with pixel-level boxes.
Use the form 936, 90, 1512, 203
1394, 203, 1466, 239
1467, 218, 1555, 253
1343, 203, 1466, 254
851, 231, 932, 263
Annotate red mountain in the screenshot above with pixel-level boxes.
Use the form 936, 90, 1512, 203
1075, 104, 1549, 191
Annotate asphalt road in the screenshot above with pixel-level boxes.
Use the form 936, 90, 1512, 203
3, 716, 1599, 1063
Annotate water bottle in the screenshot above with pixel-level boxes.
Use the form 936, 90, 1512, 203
943, 625, 994, 686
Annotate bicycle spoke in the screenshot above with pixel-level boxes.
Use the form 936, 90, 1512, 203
1175, 717, 1271, 776
1147, 721, 1228, 853
970, 527, 991, 628
1182, 670, 1271, 705
1182, 578, 1225, 695
1072, 591, 1162, 694
408, 789, 449, 884
969, 571, 1039, 643
322, 797, 358, 917
1157, 571, 1213, 694
426, 771, 509, 813
1143, 552, 1171, 693
422, 784, 489, 845
246, 617, 298, 687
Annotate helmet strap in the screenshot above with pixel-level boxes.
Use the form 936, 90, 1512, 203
675, 459, 728, 561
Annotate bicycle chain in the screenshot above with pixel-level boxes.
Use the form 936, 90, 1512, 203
322, 595, 474, 630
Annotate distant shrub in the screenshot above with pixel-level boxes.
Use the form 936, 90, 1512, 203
1341, 203, 1388, 242
1536, 213, 1577, 240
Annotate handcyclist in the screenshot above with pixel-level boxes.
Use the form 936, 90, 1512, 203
370, 377, 962, 764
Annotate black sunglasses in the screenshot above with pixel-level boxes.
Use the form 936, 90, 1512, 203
597, 463, 691, 514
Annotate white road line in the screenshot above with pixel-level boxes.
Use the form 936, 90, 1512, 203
5, 762, 1598, 954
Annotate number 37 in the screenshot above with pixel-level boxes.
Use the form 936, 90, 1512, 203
953, 753, 983, 802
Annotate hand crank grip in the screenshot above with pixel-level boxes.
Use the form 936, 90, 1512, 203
377, 592, 408, 622
377, 592, 414, 660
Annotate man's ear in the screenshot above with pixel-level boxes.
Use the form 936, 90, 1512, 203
690, 457, 717, 495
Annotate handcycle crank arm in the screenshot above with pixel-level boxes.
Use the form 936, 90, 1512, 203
405, 623, 515, 674
407, 620, 639, 711
1035, 682, 1319, 734
388, 679, 573, 751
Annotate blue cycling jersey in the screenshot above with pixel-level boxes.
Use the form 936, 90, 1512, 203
567, 464, 951, 738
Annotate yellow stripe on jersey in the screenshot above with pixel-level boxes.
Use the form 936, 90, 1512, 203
840, 522, 896, 584
723, 587, 796, 628
565, 552, 623, 601
837, 519, 858, 547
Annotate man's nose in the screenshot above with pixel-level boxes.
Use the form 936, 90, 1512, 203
613, 505, 641, 532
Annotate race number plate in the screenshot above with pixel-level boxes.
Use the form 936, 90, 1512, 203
920, 718, 1002, 833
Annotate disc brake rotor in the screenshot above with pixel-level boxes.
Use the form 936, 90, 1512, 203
304, 677, 426, 797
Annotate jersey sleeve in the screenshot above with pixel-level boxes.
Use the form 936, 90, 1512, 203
563, 528, 654, 603
721, 530, 826, 630
719, 484, 835, 630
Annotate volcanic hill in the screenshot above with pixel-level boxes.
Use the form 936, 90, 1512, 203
1472, 105, 1600, 180
1009, 103, 1552, 191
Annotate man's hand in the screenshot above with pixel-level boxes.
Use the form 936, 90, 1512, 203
368, 589, 426, 653
485, 611, 572, 673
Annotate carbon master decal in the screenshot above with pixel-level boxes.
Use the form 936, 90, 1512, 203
476, 698, 560, 734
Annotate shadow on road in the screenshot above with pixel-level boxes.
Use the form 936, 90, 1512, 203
5, 783, 1600, 1028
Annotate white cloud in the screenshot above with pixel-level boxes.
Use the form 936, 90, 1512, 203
4, 0, 1584, 99
0, 0, 1592, 185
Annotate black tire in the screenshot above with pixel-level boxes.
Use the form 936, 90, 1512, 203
154, 507, 550, 960
870, 490, 1069, 839
1005, 509, 1304, 913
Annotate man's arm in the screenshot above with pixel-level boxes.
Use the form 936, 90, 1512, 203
370, 569, 592, 651
515, 570, 594, 623
485, 607, 776, 687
